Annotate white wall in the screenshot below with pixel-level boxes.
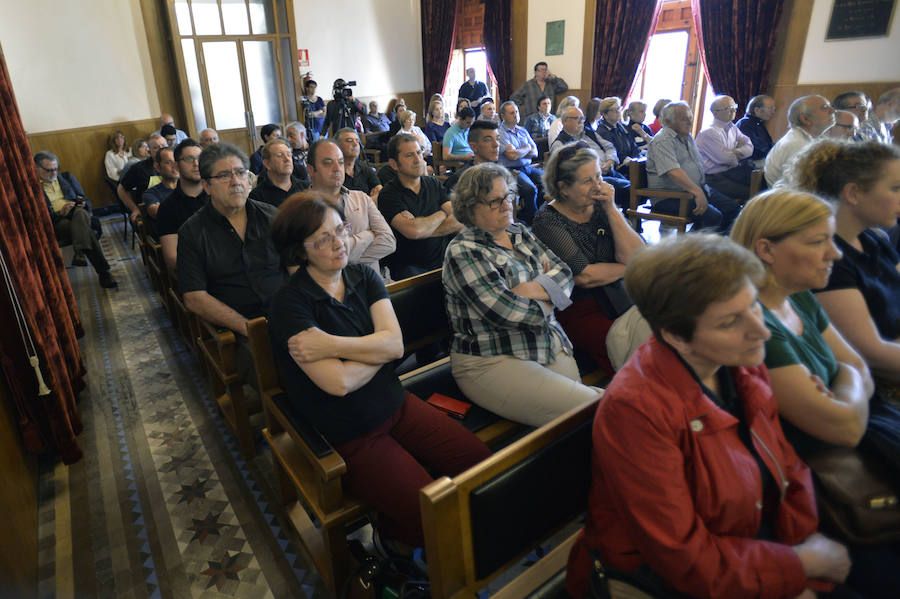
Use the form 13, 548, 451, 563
798, 0, 900, 84
293, 0, 423, 107
0, 0, 159, 133
526, 0, 585, 89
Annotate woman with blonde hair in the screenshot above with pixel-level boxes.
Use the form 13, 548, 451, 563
104, 130, 130, 181
424, 99, 450, 142
548, 95, 580, 146
396, 109, 432, 158
624, 100, 654, 151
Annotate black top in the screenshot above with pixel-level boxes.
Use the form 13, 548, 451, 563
157, 183, 208, 237
292, 149, 310, 182
458, 80, 489, 103
249, 173, 310, 207
595, 120, 641, 166
176, 199, 286, 319
344, 161, 381, 195
249, 146, 265, 175
378, 176, 451, 273
119, 157, 157, 198
736, 115, 774, 161
268, 264, 405, 445
442, 163, 472, 193
817, 229, 900, 340
377, 164, 397, 188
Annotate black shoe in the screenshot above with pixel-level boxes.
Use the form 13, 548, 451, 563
98, 271, 118, 289
71, 252, 87, 267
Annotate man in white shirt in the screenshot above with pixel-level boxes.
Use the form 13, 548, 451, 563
695, 95, 754, 200
764, 95, 835, 187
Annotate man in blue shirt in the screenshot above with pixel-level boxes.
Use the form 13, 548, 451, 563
442, 106, 476, 165
523, 96, 556, 140
498, 101, 544, 221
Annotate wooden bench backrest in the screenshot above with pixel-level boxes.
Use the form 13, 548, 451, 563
386, 268, 449, 353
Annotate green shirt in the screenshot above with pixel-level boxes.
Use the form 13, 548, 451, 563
762, 291, 838, 456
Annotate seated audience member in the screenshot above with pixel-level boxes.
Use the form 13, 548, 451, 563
284, 122, 310, 182
141, 146, 179, 238
552, 105, 630, 210
511, 61, 569, 119
455, 97, 471, 115
523, 95, 556, 141
824, 110, 860, 140
584, 97, 603, 132
127, 138, 150, 168
119, 133, 169, 221
868, 88, 900, 143
498, 101, 544, 214
177, 142, 286, 386
458, 67, 490, 105
248, 138, 310, 208
104, 130, 130, 181
566, 233, 854, 599
386, 98, 407, 123
334, 128, 382, 199
791, 140, 900, 390
428, 93, 451, 122
267, 193, 489, 552
532, 143, 643, 373
442, 106, 476, 164
376, 162, 397, 188
396, 110, 432, 158
646, 101, 740, 232
623, 100, 653, 152
477, 98, 499, 124
363, 101, 391, 133
737, 94, 777, 167
302, 80, 325, 139
249, 123, 282, 175
157, 139, 206, 271
832, 91, 872, 142
547, 95, 579, 146
443, 163, 601, 426
35, 151, 117, 288
379, 134, 462, 280
160, 124, 178, 148
765, 95, 835, 186
444, 120, 541, 224
199, 128, 219, 148
424, 99, 450, 142
155, 113, 188, 145
594, 96, 642, 170
695, 95, 755, 200
306, 139, 395, 275
648, 98, 670, 134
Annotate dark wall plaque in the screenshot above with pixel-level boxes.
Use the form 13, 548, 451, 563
826, 0, 896, 40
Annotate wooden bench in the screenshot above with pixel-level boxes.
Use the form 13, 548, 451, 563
627, 158, 693, 234
420, 399, 598, 599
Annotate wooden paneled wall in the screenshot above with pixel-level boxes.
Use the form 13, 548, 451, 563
0, 377, 38, 598
27, 118, 160, 211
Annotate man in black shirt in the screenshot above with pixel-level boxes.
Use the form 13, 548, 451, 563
337, 128, 382, 200
157, 139, 206, 271
248, 138, 309, 208
118, 133, 169, 222
285, 122, 310, 182
378, 134, 462, 280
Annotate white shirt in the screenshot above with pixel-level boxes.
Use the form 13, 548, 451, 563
764, 127, 814, 187
104, 149, 132, 181
694, 121, 753, 175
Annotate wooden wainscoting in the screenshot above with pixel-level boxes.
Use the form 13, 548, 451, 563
27, 117, 159, 211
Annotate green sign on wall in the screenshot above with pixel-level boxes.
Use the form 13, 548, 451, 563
546, 20, 565, 56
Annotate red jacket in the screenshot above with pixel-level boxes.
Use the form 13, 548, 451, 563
567, 337, 822, 599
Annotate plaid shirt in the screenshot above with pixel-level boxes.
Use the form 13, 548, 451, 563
443, 223, 574, 364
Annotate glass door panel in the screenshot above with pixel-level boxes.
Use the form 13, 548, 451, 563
248, 0, 274, 34
280, 37, 298, 121
191, 0, 222, 35
243, 41, 282, 127
174, 0, 193, 35
181, 39, 207, 131
221, 0, 250, 35
202, 41, 247, 130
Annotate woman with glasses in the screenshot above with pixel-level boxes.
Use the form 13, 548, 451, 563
594, 97, 642, 171
443, 163, 601, 426
268, 192, 489, 553
104, 130, 131, 181
533, 143, 644, 374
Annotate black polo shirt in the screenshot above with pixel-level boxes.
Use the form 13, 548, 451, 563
176, 199, 286, 319
248, 174, 310, 208
119, 157, 157, 198
268, 264, 405, 445
344, 161, 381, 195
292, 149, 310, 181
378, 176, 450, 273
156, 184, 208, 238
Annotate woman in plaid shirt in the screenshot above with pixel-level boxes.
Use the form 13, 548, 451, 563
443, 163, 602, 426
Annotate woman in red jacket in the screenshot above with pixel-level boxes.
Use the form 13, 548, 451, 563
566, 234, 852, 599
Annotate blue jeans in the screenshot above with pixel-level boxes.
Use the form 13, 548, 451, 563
653, 185, 740, 233
513, 166, 543, 224
604, 168, 631, 210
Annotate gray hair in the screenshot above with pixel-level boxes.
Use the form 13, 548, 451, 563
148, 132, 166, 144
198, 142, 249, 180
499, 100, 517, 116
541, 142, 600, 201
660, 101, 690, 127
452, 163, 518, 226
34, 151, 59, 166
787, 96, 815, 128
285, 122, 304, 134
556, 95, 580, 118
746, 94, 772, 116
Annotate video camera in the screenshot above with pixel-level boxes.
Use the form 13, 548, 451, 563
332, 78, 357, 101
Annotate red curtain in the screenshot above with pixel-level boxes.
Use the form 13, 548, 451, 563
421, 0, 459, 100
483, 0, 512, 102
591, 0, 662, 100
691, 0, 785, 117
0, 47, 85, 464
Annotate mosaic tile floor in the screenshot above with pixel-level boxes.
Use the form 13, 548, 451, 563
35, 217, 325, 599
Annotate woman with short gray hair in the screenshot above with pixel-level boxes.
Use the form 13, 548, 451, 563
443, 163, 601, 427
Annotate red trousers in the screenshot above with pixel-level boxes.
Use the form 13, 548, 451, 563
557, 298, 615, 376
335, 392, 491, 547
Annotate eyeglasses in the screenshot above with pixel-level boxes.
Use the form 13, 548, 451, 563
713, 105, 738, 112
564, 116, 585, 123
306, 223, 352, 250
479, 194, 514, 211
209, 168, 249, 181
179, 155, 200, 163
38, 164, 59, 173
846, 103, 867, 110
834, 123, 858, 131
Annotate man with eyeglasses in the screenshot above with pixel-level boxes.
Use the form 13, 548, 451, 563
379, 134, 462, 280
736, 95, 776, 167
511, 61, 569, 119
140, 146, 179, 239
695, 95, 755, 201
34, 151, 117, 288
119, 132, 169, 222
156, 139, 207, 271
306, 139, 395, 277
178, 142, 286, 384
824, 110, 860, 141
765, 95, 835, 186
248, 138, 310, 208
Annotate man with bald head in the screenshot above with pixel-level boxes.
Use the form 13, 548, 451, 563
199, 128, 219, 147
824, 110, 859, 140
695, 95, 755, 200
737, 94, 776, 166
765, 95, 835, 186
156, 113, 188, 145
